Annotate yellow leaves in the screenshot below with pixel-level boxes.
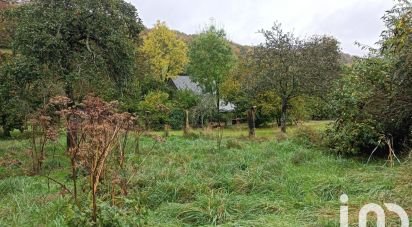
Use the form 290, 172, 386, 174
220, 76, 240, 99
139, 21, 188, 81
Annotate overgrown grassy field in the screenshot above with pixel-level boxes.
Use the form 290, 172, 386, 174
0, 122, 411, 226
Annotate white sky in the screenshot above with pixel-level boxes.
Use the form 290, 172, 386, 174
129, 0, 394, 56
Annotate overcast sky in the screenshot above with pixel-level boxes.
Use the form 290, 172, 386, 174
129, 0, 394, 56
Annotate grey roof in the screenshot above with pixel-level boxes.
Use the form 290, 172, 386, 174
171, 76, 203, 94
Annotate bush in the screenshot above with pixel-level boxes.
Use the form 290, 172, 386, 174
325, 57, 411, 156
66, 201, 146, 226
293, 125, 321, 146
169, 109, 184, 130
325, 120, 380, 155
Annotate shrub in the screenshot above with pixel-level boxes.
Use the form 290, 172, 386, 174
168, 108, 184, 130
325, 58, 410, 156
293, 125, 321, 146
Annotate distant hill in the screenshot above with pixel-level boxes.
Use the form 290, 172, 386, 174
144, 26, 355, 65
173, 29, 355, 64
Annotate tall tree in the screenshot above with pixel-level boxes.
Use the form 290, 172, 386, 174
8, 0, 143, 143
187, 25, 236, 114
139, 21, 188, 81
255, 23, 340, 132
10, 0, 143, 101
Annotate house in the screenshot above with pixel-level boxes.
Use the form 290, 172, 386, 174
168, 75, 236, 113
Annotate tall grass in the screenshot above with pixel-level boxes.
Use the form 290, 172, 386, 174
0, 121, 410, 226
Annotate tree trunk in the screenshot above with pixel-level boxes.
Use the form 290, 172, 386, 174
280, 97, 288, 133
2, 126, 11, 138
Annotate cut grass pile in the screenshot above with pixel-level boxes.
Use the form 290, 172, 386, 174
0, 121, 411, 226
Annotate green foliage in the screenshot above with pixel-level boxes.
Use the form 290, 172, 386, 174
10, 0, 143, 100
168, 90, 200, 130
326, 1, 412, 156
139, 91, 172, 129
168, 109, 185, 130
0, 131, 410, 226
255, 23, 341, 132
0, 4, 14, 48
326, 58, 396, 154
173, 89, 199, 110
66, 201, 146, 227
188, 24, 236, 112
0, 55, 51, 137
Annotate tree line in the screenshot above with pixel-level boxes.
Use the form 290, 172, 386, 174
0, 0, 411, 156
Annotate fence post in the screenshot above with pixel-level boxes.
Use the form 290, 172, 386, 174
247, 106, 256, 138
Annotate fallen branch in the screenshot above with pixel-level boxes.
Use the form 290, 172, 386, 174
41, 175, 72, 195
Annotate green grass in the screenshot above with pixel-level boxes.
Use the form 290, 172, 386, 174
0, 121, 410, 226
152, 120, 332, 138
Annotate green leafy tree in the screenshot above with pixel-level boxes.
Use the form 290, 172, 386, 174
381, 0, 412, 145
0, 55, 48, 137
0, 1, 15, 49
326, 58, 392, 154
255, 23, 340, 132
10, 0, 143, 101
187, 25, 236, 115
327, 1, 412, 156
139, 21, 188, 81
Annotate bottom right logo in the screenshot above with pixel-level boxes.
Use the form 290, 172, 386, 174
340, 194, 409, 227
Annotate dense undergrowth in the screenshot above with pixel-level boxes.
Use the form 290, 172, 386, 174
0, 124, 411, 226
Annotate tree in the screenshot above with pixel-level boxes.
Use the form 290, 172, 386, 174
381, 0, 412, 144
0, 55, 49, 137
192, 94, 216, 128
255, 23, 340, 132
8, 0, 143, 143
139, 21, 188, 81
187, 25, 236, 115
10, 0, 143, 101
0, 1, 15, 49
326, 1, 412, 157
